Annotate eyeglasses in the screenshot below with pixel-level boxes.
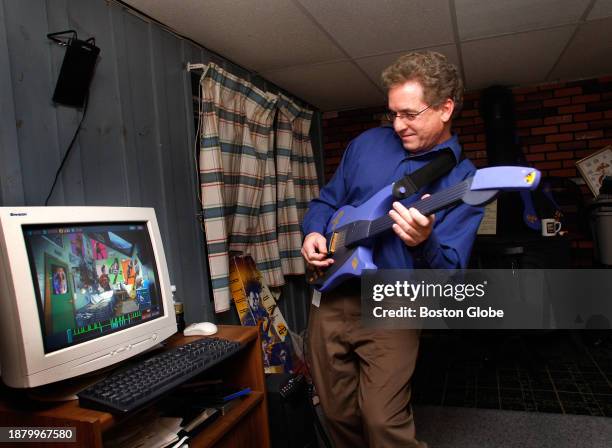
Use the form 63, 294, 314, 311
385, 104, 431, 122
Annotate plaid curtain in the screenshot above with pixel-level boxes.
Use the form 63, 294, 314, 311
198, 65, 319, 312
276, 94, 320, 275
199, 63, 280, 312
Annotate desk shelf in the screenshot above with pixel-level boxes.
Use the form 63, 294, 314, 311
0, 325, 270, 448
195, 391, 264, 447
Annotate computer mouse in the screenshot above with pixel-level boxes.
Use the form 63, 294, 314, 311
183, 322, 218, 336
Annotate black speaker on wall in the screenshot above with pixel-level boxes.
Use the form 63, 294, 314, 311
48, 31, 100, 108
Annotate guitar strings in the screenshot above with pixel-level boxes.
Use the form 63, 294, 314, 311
368, 180, 469, 236
329, 179, 470, 249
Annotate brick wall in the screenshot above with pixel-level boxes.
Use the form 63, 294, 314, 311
321, 75, 612, 265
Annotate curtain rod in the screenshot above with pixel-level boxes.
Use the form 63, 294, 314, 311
184, 61, 317, 111
186, 62, 206, 71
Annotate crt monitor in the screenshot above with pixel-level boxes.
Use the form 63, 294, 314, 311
0, 207, 177, 388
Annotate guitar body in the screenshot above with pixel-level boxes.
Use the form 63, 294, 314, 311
307, 166, 541, 293
309, 186, 395, 292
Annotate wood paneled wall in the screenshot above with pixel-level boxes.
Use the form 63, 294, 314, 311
0, 0, 321, 330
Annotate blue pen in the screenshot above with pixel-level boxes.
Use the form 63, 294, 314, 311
222, 387, 251, 401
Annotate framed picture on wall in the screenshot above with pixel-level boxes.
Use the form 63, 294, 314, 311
576, 146, 612, 196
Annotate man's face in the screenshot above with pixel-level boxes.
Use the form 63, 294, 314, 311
387, 80, 453, 153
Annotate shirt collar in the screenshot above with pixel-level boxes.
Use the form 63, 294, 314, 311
406, 134, 462, 163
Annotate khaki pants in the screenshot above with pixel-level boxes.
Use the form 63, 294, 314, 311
307, 285, 426, 448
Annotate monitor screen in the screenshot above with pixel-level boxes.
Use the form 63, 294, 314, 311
0, 207, 177, 388
22, 222, 164, 354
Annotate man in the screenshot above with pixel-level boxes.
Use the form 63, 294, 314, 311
98, 264, 111, 292
301, 52, 484, 447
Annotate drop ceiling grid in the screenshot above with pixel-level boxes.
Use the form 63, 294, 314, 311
120, 0, 346, 71
461, 26, 576, 90
260, 60, 386, 111
119, 0, 612, 110
547, 16, 612, 81
295, 0, 455, 58
454, 0, 592, 40
587, 0, 612, 20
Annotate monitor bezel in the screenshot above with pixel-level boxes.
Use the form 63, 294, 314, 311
0, 207, 177, 388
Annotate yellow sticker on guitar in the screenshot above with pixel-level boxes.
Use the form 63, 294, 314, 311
525, 171, 536, 185
331, 210, 345, 230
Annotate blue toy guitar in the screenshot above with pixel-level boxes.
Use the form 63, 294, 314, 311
307, 166, 541, 292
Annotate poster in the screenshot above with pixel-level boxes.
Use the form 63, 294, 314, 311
229, 255, 293, 374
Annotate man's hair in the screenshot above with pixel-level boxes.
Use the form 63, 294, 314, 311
381, 51, 464, 118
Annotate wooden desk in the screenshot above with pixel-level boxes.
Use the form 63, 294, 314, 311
0, 325, 270, 448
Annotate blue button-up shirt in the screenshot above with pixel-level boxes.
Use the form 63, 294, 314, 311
303, 127, 484, 270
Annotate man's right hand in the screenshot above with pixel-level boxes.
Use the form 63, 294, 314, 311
301, 232, 334, 268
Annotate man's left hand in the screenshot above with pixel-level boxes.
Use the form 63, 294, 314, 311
389, 195, 435, 247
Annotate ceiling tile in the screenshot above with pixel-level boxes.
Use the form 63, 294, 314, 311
122, 0, 345, 71
296, 0, 454, 58
260, 61, 384, 111
587, 0, 612, 20
120, 0, 612, 112
548, 18, 612, 81
462, 26, 575, 90
455, 0, 590, 40
355, 45, 461, 89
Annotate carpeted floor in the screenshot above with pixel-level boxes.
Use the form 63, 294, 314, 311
414, 405, 612, 448
412, 330, 612, 417
308, 330, 612, 447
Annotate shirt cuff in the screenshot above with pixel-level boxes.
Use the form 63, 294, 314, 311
302, 223, 326, 237
421, 229, 441, 266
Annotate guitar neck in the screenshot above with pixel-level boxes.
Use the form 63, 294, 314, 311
368, 179, 472, 239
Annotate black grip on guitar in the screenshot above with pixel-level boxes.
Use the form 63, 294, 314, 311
392, 148, 457, 199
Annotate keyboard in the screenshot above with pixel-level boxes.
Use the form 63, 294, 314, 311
77, 337, 242, 413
